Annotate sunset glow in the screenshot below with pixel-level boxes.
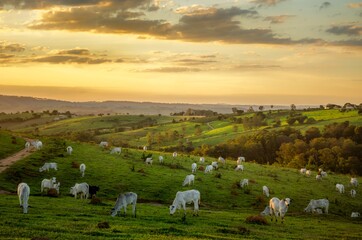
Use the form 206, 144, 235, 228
0, 0, 361, 105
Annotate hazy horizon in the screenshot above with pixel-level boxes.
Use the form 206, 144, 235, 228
1, 0, 361, 105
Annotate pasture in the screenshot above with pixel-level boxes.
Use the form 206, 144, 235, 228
0, 130, 25, 159
0, 139, 361, 239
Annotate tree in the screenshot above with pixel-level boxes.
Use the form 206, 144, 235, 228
259, 106, 264, 111
290, 104, 296, 111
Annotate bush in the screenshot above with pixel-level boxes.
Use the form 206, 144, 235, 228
47, 188, 58, 197
97, 222, 110, 229
215, 173, 222, 179
252, 195, 267, 209
90, 196, 102, 205
245, 215, 268, 225
71, 161, 80, 168
198, 166, 205, 171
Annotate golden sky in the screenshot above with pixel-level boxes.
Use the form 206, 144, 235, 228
0, 0, 361, 105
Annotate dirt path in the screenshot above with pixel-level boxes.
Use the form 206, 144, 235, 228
0, 140, 34, 173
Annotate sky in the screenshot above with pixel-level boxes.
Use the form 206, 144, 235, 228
0, 0, 361, 105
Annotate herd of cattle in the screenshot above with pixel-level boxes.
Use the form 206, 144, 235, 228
16, 141, 360, 222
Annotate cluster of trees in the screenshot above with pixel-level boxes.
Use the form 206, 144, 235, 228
192, 121, 362, 175
171, 108, 218, 117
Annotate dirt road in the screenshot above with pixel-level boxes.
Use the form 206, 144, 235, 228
0, 144, 33, 173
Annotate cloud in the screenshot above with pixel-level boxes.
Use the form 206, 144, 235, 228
175, 5, 218, 16
347, 3, 362, 9
174, 58, 217, 65
234, 64, 281, 70
0, 53, 14, 58
250, 0, 287, 7
326, 24, 362, 36
0, 41, 25, 52
319, 2, 331, 10
32, 55, 111, 64
142, 67, 202, 72
57, 48, 91, 55
264, 15, 295, 24
0, 0, 151, 10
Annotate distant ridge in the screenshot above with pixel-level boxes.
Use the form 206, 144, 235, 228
0, 95, 293, 115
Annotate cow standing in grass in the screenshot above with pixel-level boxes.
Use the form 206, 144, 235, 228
269, 197, 292, 223
169, 189, 200, 217
17, 183, 30, 214
111, 192, 137, 217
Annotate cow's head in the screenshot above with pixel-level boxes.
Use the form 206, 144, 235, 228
169, 205, 177, 215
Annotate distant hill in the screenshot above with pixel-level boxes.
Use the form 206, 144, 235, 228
0, 95, 293, 115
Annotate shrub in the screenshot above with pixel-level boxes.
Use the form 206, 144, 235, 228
71, 161, 80, 168
252, 195, 267, 209
97, 222, 110, 229
198, 166, 205, 171
90, 196, 102, 205
47, 188, 58, 197
215, 173, 222, 179
245, 215, 268, 225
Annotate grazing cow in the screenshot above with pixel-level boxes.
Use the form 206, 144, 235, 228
111, 192, 137, 217
350, 189, 356, 198
304, 199, 329, 214
169, 189, 200, 216
199, 157, 205, 163
263, 186, 270, 197
159, 156, 164, 164
300, 168, 306, 174
66, 146, 73, 155
306, 170, 311, 177
351, 212, 360, 218
70, 183, 89, 199
240, 179, 248, 188
145, 157, 153, 165
269, 197, 292, 223
110, 147, 121, 154
89, 185, 100, 197
32, 140, 43, 150
237, 157, 245, 165
321, 171, 327, 177
336, 184, 345, 194
39, 162, 58, 172
218, 157, 225, 165
80, 163, 86, 177
260, 206, 270, 216
211, 161, 218, 169
350, 178, 358, 187
316, 174, 322, 181
182, 174, 195, 186
235, 165, 244, 171
41, 177, 57, 193
204, 165, 213, 174
99, 141, 108, 148
143, 146, 147, 151
25, 141, 31, 151
17, 183, 30, 214
173, 152, 177, 158
191, 163, 197, 173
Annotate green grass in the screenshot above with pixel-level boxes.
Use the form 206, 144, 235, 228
0, 130, 25, 159
0, 140, 361, 239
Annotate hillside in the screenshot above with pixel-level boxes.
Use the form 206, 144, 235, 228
0, 95, 292, 115
0, 139, 361, 239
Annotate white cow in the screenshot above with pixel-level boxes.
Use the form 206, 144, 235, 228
199, 157, 205, 163
240, 179, 248, 188
143, 146, 147, 151
304, 199, 329, 214
350, 178, 358, 187
218, 157, 225, 165
351, 212, 360, 218
39, 162, 58, 172
237, 156, 245, 165
182, 174, 195, 186
336, 184, 345, 194
80, 163, 86, 177
111, 192, 137, 217
350, 189, 356, 198
211, 161, 218, 169
204, 165, 213, 174
145, 157, 153, 165
70, 183, 89, 199
110, 147, 121, 154
17, 183, 30, 214
169, 189, 200, 216
306, 170, 311, 177
263, 186, 270, 197
191, 163, 197, 173
66, 146, 73, 155
41, 177, 57, 193
32, 140, 43, 150
25, 141, 31, 151
321, 171, 327, 177
99, 141, 108, 148
159, 156, 164, 164
173, 152, 177, 158
300, 168, 306, 174
235, 165, 244, 171
316, 174, 322, 181
269, 197, 292, 223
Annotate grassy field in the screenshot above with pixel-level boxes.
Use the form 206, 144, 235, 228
0, 130, 25, 159
0, 139, 361, 239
